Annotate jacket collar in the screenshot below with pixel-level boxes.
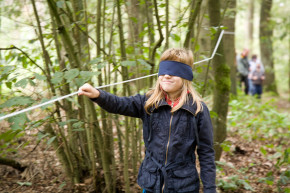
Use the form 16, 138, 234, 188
150, 96, 197, 116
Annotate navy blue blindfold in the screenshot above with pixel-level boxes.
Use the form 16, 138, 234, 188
158, 60, 193, 81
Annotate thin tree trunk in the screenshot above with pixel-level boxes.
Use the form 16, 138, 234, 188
208, 0, 230, 161
47, 0, 81, 69
223, 0, 237, 96
116, 0, 131, 192
246, 0, 254, 53
164, 0, 169, 49
46, 0, 82, 183
183, 0, 203, 49
149, 0, 164, 86
259, 0, 277, 93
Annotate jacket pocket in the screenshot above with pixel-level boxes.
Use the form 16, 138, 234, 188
168, 163, 199, 192
137, 157, 158, 189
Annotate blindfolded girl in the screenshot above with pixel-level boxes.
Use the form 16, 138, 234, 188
78, 48, 216, 193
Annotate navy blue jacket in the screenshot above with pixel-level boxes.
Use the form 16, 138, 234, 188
92, 90, 216, 193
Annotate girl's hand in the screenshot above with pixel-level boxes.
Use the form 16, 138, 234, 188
78, 83, 100, 98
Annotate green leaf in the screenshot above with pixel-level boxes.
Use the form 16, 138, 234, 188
260, 147, 267, 156
8, 113, 29, 130
170, 34, 181, 42
72, 128, 85, 131
0, 96, 34, 108
40, 96, 58, 110
64, 69, 79, 81
72, 121, 84, 128
56, 1, 65, 8
80, 71, 94, 78
15, 78, 29, 88
88, 57, 101, 65
0, 130, 21, 142
34, 73, 47, 81
51, 72, 64, 84
129, 17, 138, 23
210, 111, 218, 118
137, 59, 152, 70
37, 133, 49, 141
96, 62, 106, 69
47, 136, 56, 145
2, 66, 15, 75
59, 182, 66, 189
121, 61, 136, 67
17, 182, 32, 186
58, 119, 79, 127
5, 82, 12, 89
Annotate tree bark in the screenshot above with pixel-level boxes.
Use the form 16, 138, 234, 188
259, 0, 277, 93
208, 0, 231, 161
183, 0, 203, 49
246, 0, 254, 53
223, 0, 237, 96
0, 157, 26, 172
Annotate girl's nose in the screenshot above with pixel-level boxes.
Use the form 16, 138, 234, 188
164, 74, 171, 78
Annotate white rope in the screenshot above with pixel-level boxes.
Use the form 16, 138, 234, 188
0, 30, 224, 121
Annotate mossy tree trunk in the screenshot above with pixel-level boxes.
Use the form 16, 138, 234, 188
208, 0, 231, 161
223, 0, 237, 96
259, 0, 278, 94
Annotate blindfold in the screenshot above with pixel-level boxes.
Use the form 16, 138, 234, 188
158, 60, 193, 81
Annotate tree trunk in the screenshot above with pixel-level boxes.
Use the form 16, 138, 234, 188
259, 0, 277, 93
246, 0, 254, 53
208, 0, 230, 161
223, 0, 237, 96
149, 0, 164, 86
183, 0, 203, 49
116, 0, 131, 192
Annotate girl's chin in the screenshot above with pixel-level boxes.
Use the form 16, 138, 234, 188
162, 88, 175, 93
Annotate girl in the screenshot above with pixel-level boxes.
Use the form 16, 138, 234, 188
78, 48, 216, 193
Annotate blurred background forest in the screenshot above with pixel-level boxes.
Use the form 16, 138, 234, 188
0, 0, 289, 192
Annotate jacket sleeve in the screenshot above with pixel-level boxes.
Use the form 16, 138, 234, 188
196, 103, 216, 193
90, 89, 145, 118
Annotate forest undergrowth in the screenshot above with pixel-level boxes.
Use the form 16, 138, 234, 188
0, 92, 289, 193
217, 92, 290, 193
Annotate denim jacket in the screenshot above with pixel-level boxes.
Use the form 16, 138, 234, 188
92, 90, 216, 193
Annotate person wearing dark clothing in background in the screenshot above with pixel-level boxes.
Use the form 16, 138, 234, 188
237, 49, 250, 95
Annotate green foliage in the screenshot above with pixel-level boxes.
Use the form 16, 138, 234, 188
228, 96, 290, 141
224, 94, 290, 192
17, 182, 32, 186
216, 161, 254, 192
0, 130, 25, 157
0, 96, 34, 108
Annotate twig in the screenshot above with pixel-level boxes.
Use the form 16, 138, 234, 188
0, 46, 47, 76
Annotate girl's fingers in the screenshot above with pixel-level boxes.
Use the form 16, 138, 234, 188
78, 83, 99, 98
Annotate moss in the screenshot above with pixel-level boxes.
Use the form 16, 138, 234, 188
215, 63, 231, 93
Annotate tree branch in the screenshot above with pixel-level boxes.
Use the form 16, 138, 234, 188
0, 46, 47, 76
0, 157, 27, 172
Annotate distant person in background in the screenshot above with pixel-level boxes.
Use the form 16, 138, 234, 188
237, 49, 250, 95
249, 63, 265, 99
249, 55, 265, 95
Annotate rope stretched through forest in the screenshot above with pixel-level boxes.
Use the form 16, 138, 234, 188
0, 30, 225, 121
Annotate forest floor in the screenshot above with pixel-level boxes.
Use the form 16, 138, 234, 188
0, 93, 289, 193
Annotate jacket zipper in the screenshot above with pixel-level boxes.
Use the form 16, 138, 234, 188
162, 103, 174, 193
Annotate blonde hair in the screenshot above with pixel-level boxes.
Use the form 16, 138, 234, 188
144, 48, 203, 115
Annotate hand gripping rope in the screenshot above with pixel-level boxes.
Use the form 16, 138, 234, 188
0, 30, 225, 121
